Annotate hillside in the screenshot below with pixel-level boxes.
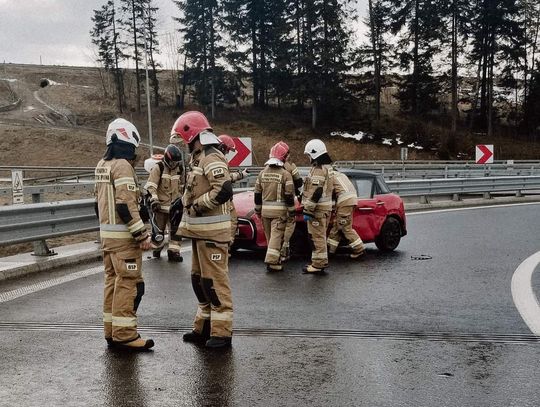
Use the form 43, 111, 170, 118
1, 63, 539, 169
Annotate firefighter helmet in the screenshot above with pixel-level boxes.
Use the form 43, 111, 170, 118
106, 118, 141, 147
163, 144, 183, 168
304, 139, 327, 160
269, 141, 289, 162
170, 111, 212, 144
218, 135, 236, 153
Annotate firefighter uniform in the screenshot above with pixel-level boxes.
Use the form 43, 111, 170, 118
95, 158, 149, 344
179, 145, 234, 340
144, 162, 184, 256
302, 165, 334, 270
280, 160, 303, 260
328, 170, 365, 256
254, 165, 295, 269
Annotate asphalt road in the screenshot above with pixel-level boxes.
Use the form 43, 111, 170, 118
1, 203, 540, 406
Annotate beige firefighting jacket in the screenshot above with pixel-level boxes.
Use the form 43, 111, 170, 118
95, 158, 148, 252
144, 162, 183, 213
179, 146, 233, 243
283, 161, 303, 196
254, 166, 295, 218
302, 164, 334, 216
332, 170, 357, 208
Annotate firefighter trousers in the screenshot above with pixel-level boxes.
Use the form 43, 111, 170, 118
327, 205, 365, 254
307, 213, 329, 269
230, 202, 238, 245
155, 211, 181, 253
262, 216, 287, 265
103, 250, 144, 343
191, 239, 233, 338
281, 216, 296, 257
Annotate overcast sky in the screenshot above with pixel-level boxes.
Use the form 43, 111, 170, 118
0, 0, 368, 68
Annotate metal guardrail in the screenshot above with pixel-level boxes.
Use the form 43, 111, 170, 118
2, 176, 540, 252
387, 176, 540, 197
0, 199, 98, 247
334, 160, 540, 179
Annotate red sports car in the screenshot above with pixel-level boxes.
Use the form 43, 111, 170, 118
232, 169, 407, 254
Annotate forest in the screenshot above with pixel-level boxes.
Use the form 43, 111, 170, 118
90, 0, 540, 157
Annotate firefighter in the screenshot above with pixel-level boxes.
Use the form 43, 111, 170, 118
328, 169, 366, 258
254, 143, 296, 272
217, 134, 249, 248
302, 139, 334, 274
276, 142, 303, 262
94, 118, 154, 351
173, 111, 234, 349
144, 144, 184, 262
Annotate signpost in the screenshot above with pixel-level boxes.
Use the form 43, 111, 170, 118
11, 170, 23, 204
226, 137, 253, 166
476, 144, 494, 164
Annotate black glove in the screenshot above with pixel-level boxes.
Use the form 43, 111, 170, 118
150, 198, 160, 212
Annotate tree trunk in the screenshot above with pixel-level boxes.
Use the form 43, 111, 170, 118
368, 0, 381, 120
209, 3, 216, 119
180, 53, 187, 109
412, 0, 419, 116
131, 0, 141, 113
451, 0, 458, 135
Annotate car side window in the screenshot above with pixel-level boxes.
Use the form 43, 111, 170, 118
355, 179, 374, 199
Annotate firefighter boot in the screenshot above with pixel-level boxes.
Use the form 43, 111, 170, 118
167, 250, 183, 262
113, 336, 155, 352
302, 264, 325, 274
350, 249, 366, 259
183, 319, 210, 344
266, 264, 284, 272
152, 249, 162, 259
205, 336, 232, 349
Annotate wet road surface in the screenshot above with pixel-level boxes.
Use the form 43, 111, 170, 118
1, 203, 540, 406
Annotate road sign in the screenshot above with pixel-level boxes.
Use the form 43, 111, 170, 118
226, 137, 252, 166
476, 144, 494, 164
11, 170, 23, 204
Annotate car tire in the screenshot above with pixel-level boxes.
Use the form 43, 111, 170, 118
375, 217, 401, 252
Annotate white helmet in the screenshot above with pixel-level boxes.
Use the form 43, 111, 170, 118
304, 139, 327, 160
106, 118, 141, 147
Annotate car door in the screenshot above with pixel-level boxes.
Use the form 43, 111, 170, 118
352, 177, 388, 243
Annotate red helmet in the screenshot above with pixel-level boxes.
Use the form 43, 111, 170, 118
171, 111, 212, 144
218, 135, 236, 153
269, 141, 289, 162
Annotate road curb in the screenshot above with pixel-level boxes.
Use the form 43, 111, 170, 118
405, 195, 540, 212
0, 247, 102, 282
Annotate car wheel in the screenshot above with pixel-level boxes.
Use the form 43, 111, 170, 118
375, 217, 401, 252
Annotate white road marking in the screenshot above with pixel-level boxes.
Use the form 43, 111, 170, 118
511, 251, 540, 335
408, 201, 540, 216
0, 246, 192, 304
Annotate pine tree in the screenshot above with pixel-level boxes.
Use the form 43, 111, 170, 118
141, 0, 161, 108
467, 0, 525, 136
174, 0, 223, 116
91, 0, 126, 113
388, 0, 445, 117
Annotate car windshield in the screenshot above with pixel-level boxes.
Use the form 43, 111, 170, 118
355, 179, 373, 199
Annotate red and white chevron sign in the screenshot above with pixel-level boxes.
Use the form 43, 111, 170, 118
226, 137, 252, 166
476, 144, 494, 164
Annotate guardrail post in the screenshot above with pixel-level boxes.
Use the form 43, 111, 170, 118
31, 193, 56, 257
420, 195, 430, 204
452, 193, 461, 201
483, 192, 492, 200
516, 190, 523, 197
